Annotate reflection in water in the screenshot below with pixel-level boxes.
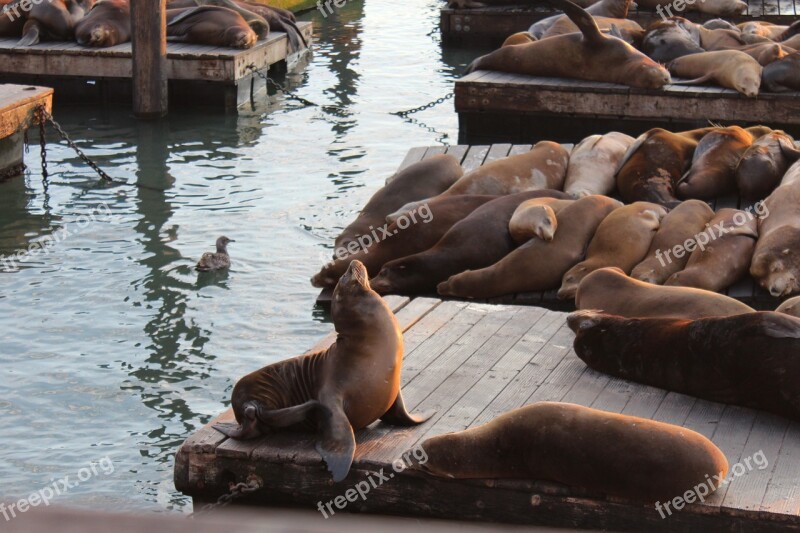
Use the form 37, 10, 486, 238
0, 0, 481, 513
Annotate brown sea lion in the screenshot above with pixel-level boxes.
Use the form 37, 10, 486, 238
677, 126, 756, 200
437, 196, 622, 299
777, 296, 800, 318
502, 31, 536, 47
564, 132, 635, 198
736, 131, 800, 200
75, 0, 130, 47
569, 310, 800, 421
557, 202, 667, 300
667, 50, 762, 97
369, 190, 570, 296
18, 0, 91, 45
739, 21, 789, 41
168, 0, 268, 38
577, 267, 755, 318
414, 402, 728, 504
528, 0, 630, 38
0, 0, 26, 38
166, 5, 257, 49
734, 42, 794, 66
508, 198, 574, 244
665, 208, 758, 292
310, 195, 496, 288
334, 155, 463, 253
387, 142, 570, 222
615, 127, 713, 208
762, 52, 800, 92
542, 16, 645, 46
214, 261, 433, 482
466, 0, 671, 90
630, 199, 716, 284
750, 174, 800, 298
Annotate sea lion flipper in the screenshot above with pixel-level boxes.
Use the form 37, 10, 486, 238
255, 399, 320, 427
545, 0, 604, 44
18, 21, 42, 46
778, 137, 800, 162
315, 403, 356, 482
380, 391, 435, 426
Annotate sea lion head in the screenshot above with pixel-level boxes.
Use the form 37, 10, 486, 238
311, 260, 343, 289
734, 69, 762, 98
332, 260, 373, 317
626, 54, 672, 89
751, 228, 800, 297
226, 26, 258, 49
558, 264, 590, 300
370, 255, 426, 295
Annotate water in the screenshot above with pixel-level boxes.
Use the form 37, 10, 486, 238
0, 0, 486, 514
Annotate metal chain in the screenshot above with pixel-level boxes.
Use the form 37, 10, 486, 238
36, 107, 49, 192
246, 64, 318, 108
392, 93, 454, 117
189, 478, 262, 518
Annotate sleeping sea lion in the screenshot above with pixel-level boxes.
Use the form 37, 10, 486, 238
166, 5, 257, 49
508, 197, 574, 244
736, 131, 800, 200
75, 0, 130, 47
563, 131, 635, 198
214, 261, 433, 482
667, 50, 763, 97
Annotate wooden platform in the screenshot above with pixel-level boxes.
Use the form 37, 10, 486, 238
175, 297, 800, 530
0, 22, 312, 110
316, 144, 781, 311
0, 84, 52, 179
455, 71, 800, 144
442, 2, 800, 45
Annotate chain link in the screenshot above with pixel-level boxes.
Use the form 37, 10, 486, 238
392, 93, 454, 117
189, 478, 262, 518
246, 64, 318, 108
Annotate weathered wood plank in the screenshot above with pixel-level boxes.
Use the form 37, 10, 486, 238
0, 84, 53, 139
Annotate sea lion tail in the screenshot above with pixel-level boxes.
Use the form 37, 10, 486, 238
669, 73, 715, 86
544, 0, 604, 44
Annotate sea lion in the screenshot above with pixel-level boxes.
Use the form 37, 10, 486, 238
569, 310, 800, 421
18, 0, 90, 45
636, 0, 746, 16
75, 0, 130, 47
387, 142, 570, 222
0, 1, 26, 37
740, 21, 789, 41
369, 190, 570, 296
750, 173, 800, 298
414, 402, 728, 504
334, 155, 463, 253
214, 261, 433, 482
677, 126, 756, 200
310, 195, 496, 288
467, 0, 671, 90
577, 267, 755, 318
667, 50, 762, 97
542, 16, 645, 46
166, 5, 257, 49
615, 127, 713, 208
528, 0, 630, 38
777, 296, 800, 318
641, 18, 705, 63
508, 198, 574, 244
762, 52, 800, 92
502, 31, 536, 47
703, 18, 738, 31
436, 196, 622, 299
630, 199, 716, 284
563, 132, 635, 198
736, 131, 800, 200
734, 42, 794, 66
558, 202, 667, 300
168, 0, 268, 39
664, 208, 759, 292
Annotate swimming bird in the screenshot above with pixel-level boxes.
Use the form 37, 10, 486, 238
196, 236, 234, 271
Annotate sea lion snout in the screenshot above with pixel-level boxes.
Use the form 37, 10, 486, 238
340, 260, 369, 289
567, 310, 605, 333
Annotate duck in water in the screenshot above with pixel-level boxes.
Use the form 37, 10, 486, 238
196, 236, 234, 271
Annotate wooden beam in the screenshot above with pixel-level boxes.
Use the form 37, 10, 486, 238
131, 0, 167, 118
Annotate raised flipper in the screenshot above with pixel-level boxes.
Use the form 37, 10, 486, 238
380, 390, 435, 426
18, 20, 42, 46
315, 402, 356, 482
545, 0, 605, 45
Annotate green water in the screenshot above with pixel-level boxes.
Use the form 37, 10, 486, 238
0, 0, 483, 513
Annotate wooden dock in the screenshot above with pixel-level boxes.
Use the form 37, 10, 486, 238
0, 22, 312, 110
316, 144, 781, 311
175, 296, 800, 530
0, 84, 53, 180
441, 2, 800, 45
455, 71, 800, 144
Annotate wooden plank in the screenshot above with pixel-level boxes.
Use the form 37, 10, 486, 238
0, 84, 53, 139
460, 145, 490, 173
444, 144, 469, 163
760, 422, 800, 516
395, 147, 427, 173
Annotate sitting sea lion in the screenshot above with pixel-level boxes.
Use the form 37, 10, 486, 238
558, 202, 667, 300
569, 310, 800, 421
75, 0, 130, 47
630, 199, 716, 284
467, 0, 670, 90
736, 131, 800, 200
563, 131, 635, 198
508, 198, 574, 244
437, 195, 622, 299
166, 5, 257, 49
577, 267, 755, 318
668, 50, 763, 97
215, 261, 433, 482
414, 402, 728, 504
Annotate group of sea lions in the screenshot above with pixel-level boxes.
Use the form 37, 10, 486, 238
0, 0, 306, 50
446, 0, 745, 16
467, 0, 800, 95
311, 126, 800, 302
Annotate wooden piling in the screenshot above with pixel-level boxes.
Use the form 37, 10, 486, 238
131, 0, 167, 118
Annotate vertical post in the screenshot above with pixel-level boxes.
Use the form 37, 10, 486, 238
131, 0, 168, 118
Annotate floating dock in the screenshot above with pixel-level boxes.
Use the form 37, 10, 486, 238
441, 2, 800, 45
316, 144, 780, 310
0, 22, 312, 110
455, 72, 800, 143
175, 296, 800, 531
0, 84, 53, 181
